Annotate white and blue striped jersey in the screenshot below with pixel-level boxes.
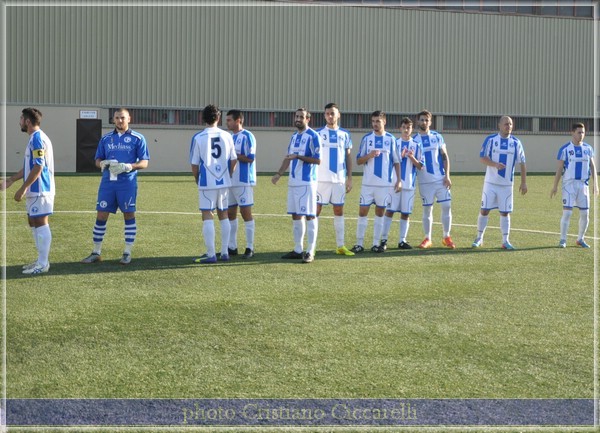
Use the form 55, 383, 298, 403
414, 130, 447, 184
190, 127, 237, 190
557, 141, 594, 183
95, 129, 150, 184
230, 129, 257, 186
398, 138, 424, 190
480, 133, 526, 186
357, 132, 399, 187
315, 126, 352, 184
24, 129, 55, 197
287, 127, 321, 187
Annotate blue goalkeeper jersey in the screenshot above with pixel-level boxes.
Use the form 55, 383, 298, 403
95, 129, 150, 184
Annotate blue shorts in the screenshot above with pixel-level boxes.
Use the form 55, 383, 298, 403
96, 180, 138, 213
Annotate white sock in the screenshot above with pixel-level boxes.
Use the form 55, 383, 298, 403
228, 218, 238, 249
500, 215, 510, 244
381, 215, 393, 242
560, 209, 572, 240
202, 219, 216, 257
578, 209, 589, 240
441, 201, 452, 238
293, 219, 305, 253
333, 215, 345, 248
35, 224, 52, 266
31, 227, 38, 249
476, 214, 489, 241
306, 218, 318, 255
220, 218, 231, 256
399, 218, 409, 243
245, 219, 255, 250
373, 215, 383, 247
422, 206, 433, 239
356, 216, 368, 246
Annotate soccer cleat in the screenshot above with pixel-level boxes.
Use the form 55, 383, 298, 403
350, 245, 365, 253
442, 236, 456, 249
418, 238, 432, 249
219, 254, 230, 262
22, 261, 38, 270
558, 239, 567, 248
371, 245, 384, 253
281, 250, 303, 259
119, 253, 131, 265
228, 248, 238, 256
471, 238, 483, 248
302, 252, 314, 263
398, 241, 413, 250
81, 252, 102, 263
335, 246, 355, 256
242, 248, 254, 259
576, 239, 590, 248
22, 263, 49, 275
502, 242, 515, 250
379, 239, 388, 251
193, 255, 217, 264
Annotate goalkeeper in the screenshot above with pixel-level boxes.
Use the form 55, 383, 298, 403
81, 108, 150, 265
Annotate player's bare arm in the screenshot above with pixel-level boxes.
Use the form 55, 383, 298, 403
357, 150, 380, 166
519, 163, 528, 195
590, 158, 599, 195
15, 164, 42, 202
236, 154, 254, 163
0, 168, 24, 191
271, 159, 291, 185
345, 149, 353, 193
191, 164, 200, 185
550, 160, 565, 198
229, 159, 238, 177
441, 148, 452, 188
394, 163, 402, 192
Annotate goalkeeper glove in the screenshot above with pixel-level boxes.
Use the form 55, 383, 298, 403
99, 159, 115, 172
109, 162, 133, 175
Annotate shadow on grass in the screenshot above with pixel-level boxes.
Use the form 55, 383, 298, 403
5, 244, 564, 279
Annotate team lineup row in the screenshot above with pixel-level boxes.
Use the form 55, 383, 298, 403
2, 105, 598, 274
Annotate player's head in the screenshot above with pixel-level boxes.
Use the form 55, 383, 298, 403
20, 107, 42, 132
498, 116, 513, 138
571, 122, 585, 143
226, 109, 244, 132
324, 103, 340, 127
371, 110, 386, 133
400, 117, 413, 137
416, 110, 432, 132
294, 108, 311, 131
113, 108, 131, 133
202, 104, 221, 126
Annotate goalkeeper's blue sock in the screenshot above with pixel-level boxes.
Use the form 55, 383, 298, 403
92, 219, 107, 254
124, 218, 136, 254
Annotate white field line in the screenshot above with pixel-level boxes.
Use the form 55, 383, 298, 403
4, 210, 599, 240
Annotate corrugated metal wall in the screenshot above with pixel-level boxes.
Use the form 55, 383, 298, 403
6, 4, 594, 117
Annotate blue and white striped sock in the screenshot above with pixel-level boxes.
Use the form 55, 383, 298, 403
92, 219, 107, 254
124, 218, 137, 254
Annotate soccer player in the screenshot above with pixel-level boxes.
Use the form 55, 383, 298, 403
350, 111, 401, 254
271, 108, 321, 264
550, 122, 598, 248
472, 115, 527, 249
81, 108, 150, 265
1, 108, 55, 275
315, 103, 354, 256
190, 104, 238, 264
413, 110, 455, 249
225, 110, 256, 259
381, 117, 424, 250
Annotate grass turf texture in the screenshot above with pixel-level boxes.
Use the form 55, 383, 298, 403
2, 174, 596, 431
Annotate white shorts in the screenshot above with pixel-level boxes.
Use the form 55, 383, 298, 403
26, 195, 54, 217
317, 182, 346, 206
229, 185, 254, 207
419, 181, 451, 207
360, 185, 391, 209
562, 180, 590, 210
388, 189, 416, 215
199, 188, 229, 212
481, 182, 513, 213
287, 184, 317, 217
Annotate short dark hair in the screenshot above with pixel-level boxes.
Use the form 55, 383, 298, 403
572, 122, 585, 131
324, 102, 339, 111
202, 104, 221, 124
227, 109, 244, 123
371, 110, 386, 119
400, 117, 413, 126
22, 107, 42, 126
417, 109, 432, 120
296, 108, 311, 119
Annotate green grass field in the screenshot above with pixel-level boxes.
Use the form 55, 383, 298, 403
2, 174, 597, 432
